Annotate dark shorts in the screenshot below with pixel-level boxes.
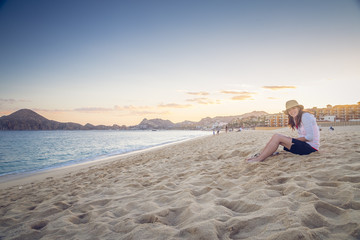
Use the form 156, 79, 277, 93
284, 138, 317, 155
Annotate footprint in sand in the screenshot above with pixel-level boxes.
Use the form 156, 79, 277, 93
38, 207, 62, 218
216, 199, 261, 214
27, 205, 37, 211
227, 216, 273, 239
300, 211, 329, 229
30, 220, 48, 230
68, 212, 91, 224
137, 214, 159, 224
314, 201, 345, 219
53, 201, 71, 210
191, 186, 213, 197
269, 176, 290, 185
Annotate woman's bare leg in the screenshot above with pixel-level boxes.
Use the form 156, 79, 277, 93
247, 134, 293, 162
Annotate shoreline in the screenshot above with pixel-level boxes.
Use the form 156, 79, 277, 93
0, 129, 210, 181
0, 134, 210, 190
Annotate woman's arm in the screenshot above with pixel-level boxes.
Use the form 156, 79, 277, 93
296, 137, 308, 142
301, 113, 315, 141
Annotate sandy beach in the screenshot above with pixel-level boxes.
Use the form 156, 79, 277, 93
1, 126, 359, 240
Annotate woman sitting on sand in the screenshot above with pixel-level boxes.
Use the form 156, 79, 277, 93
247, 100, 320, 163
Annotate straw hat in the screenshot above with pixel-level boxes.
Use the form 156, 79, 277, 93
285, 100, 304, 114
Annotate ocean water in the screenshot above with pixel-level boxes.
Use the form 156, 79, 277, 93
0, 130, 209, 176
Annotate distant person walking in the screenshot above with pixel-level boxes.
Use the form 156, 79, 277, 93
246, 100, 320, 163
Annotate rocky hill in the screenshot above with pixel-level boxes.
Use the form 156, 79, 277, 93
136, 118, 176, 130
0, 109, 268, 130
0, 109, 125, 130
131, 111, 268, 130
183, 111, 268, 129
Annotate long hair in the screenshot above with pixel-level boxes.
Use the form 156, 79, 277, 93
288, 109, 304, 130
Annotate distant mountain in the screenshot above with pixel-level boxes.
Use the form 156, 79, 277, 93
0, 109, 125, 130
175, 120, 198, 129
195, 111, 268, 128
136, 118, 176, 130
239, 111, 268, 118
131, 111, 268, 130
0, 109, 268, 130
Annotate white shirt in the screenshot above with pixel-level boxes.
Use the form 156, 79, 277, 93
297, 113, 320, 150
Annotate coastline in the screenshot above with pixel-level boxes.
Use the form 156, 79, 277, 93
0, 134, 210, 190
1, 126, 359, 239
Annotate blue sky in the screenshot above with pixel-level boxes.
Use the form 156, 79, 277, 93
1, 0, 359, 125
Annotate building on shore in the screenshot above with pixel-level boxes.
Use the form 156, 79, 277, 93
309, 102, 360, 122
265, 101, 360, 127
265, 113, 288, 127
